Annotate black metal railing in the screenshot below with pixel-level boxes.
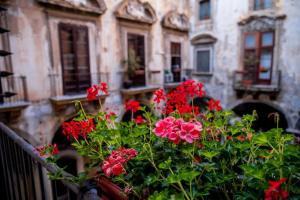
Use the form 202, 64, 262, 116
233, 70, 281, 92
49, 72, 109, 97
0, 75, 28, 104
0, 123, 99, 200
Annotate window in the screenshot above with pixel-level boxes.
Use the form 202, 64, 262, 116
243, 32, 274, 84
199, 0, 211, 20
195, 47, 212, 73
254, 0, 273, 10
59, 24, 91, 95
127, 33, 146, 87
170, 42, 181, 82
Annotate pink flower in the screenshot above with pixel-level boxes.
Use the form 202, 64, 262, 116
153, 117, 175, 138
153, 117, 202, 144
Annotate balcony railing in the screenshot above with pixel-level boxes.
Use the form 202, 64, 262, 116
233, 70, 281, 93
49, 72, 109, 97
0, 122, 100, 200
0, 75, 28, 105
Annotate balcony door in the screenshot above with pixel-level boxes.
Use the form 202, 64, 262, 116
244, 32, 274, 84
59, 23, 91, 95
127, 33, 146, 87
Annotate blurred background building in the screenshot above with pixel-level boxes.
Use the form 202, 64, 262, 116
0, 0, 299, 175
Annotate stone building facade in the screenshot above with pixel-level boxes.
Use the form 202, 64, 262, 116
0, 0, 299, 149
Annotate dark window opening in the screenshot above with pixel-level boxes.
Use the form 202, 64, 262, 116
254, 0, 273, 10
171, 42, 181, 82
233, 102, 288, 132
127, 33, 146, 87
59, 23, 91, 95
196, 49, 210, 73
244, 32, 274, 84
199, 0, 211, 20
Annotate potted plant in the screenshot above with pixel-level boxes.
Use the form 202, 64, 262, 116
38, 81, 300, 199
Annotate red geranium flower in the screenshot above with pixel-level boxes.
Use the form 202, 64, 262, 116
87, 85, 99, 101
99, 82, 108, 95
36, 144, 59, 157
125, 100, 141, 113
153, 89, 166, 104
62, 119, 95, 140
134, 115, 146, 124
207, 99, 222, 112
265, 178, 288, 200
101, 148, 138, 177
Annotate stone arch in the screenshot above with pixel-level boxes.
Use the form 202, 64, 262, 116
191, 32, 217, 45
296, 118, 300, 131
114, 0, 157, 24
121, 103, 151, 122
190, 96, 213, 112
230, 100, 291, 131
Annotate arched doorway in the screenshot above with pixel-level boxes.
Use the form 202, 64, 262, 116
121, 104, 151, 122
232, 101, 289, 131
190, 96, 212, 113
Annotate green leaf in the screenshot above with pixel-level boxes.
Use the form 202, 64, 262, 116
158, 158, 172, 169
201, 151, 219, 160
253, 134, 269, 145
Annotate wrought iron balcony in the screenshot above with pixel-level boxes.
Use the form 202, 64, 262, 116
0, 123, 100, 200
0, 75, 29, 111
233, 70, 281, 94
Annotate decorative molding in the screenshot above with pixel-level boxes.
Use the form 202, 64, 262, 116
37, 0, 107, 15
162, 11, 189, 32
191, 33, 217, 45
238, 13, 286, 32
115, 0, 157, 24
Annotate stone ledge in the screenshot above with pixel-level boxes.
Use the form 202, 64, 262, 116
121, 85, 160, 96
0, 101, 30, 112
50, 94, 107, 106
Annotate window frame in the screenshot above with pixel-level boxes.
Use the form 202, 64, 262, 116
243, 31, 275, 84
58, 23, 91, 95
194, 46, 213, 75
198, 0, 211, 21
170, 42, 182, 82
253, 0, 273, 11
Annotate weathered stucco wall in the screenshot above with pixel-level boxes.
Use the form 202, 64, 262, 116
1, 0, 299, 144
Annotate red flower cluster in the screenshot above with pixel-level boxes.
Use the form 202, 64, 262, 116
105, 112, 117, 120
265, 178, 288, 200
62, 119, 95, 140
153, 89, 166, 104
86, 82, 108, 101
134, 115, 146, 124
125, 100, 141, 113
165, 80, 205, 115
36, 144, 59, 157
101, 148, 138, 177
207, 99, 222, 112
153, 116, 202, 144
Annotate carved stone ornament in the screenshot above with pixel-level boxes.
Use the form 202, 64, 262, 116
37, 0, 107, 15
238, 13, 286, 32
115, 0, 157, 24
162, 11, 189, 32
191, 33, 217, 45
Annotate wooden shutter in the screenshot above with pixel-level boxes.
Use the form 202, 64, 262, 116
59, 24, 91, 95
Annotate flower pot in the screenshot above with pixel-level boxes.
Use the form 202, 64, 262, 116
96, 176, 128, 200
